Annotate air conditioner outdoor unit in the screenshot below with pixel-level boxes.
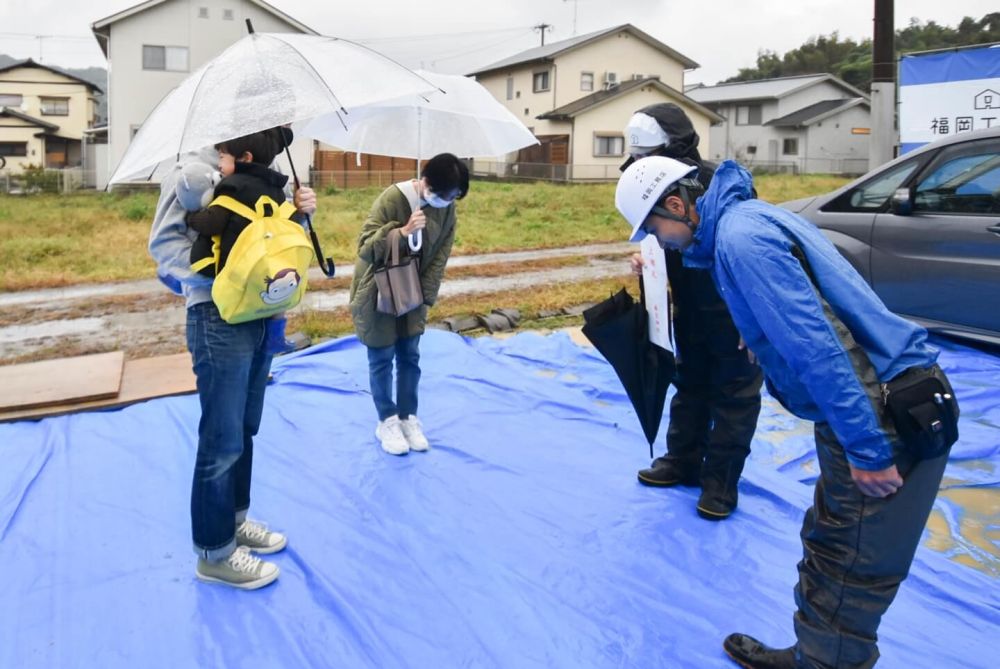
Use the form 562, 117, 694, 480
603, 72, 618, 87
632, 74, 644, 81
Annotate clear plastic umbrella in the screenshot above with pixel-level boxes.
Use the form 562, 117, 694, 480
109, 32, 437, 183
302, 70, 539, 160
302, 70, 538, 250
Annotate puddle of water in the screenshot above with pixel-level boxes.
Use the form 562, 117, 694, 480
951, 459, 997, 476
924, 487, 1000, 577
0, 317, 103, 344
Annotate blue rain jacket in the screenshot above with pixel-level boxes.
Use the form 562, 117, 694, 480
683, 161, 937, 471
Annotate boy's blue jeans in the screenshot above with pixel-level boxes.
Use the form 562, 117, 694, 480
186, 302, 273, 561
367, 335, 421, 421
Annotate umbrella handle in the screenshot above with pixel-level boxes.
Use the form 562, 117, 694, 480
408, 230, 423, 253
280, 134, 335, 278
304, 213, 336, 278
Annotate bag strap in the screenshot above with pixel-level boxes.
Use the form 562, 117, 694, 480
209, 195, 256, 220
191, 254, 216, 273
209, 194, 297, 221
384, 228, 404, 267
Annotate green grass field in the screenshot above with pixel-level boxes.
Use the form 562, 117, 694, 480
0, 174, 850, 291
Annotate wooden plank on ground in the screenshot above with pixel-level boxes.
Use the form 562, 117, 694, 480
0, 353, 195, 423
0, 351, 124, 412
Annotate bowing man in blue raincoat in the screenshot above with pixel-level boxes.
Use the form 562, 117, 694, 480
615, 157, 960, 669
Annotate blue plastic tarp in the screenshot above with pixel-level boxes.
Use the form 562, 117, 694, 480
1, 330, 997, 668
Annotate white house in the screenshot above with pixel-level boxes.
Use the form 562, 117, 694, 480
687, 74, 872, 174
469, 24, 722, 181
91, 0, 317, 188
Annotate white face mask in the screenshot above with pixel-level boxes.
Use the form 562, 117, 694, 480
423, 188, 456, 209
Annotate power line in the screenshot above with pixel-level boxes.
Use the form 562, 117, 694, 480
353, 26, 533, 45
428, 29, 537, 65
0, 31, 94, 41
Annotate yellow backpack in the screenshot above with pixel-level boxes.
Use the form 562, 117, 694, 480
201, 194, 313, 324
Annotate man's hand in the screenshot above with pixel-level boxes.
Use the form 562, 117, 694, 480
850, 464, 903, 498
629, 252, 644, 277
294, 186, 317, 215
738, 337, 757, 365
401, 209, 426, 236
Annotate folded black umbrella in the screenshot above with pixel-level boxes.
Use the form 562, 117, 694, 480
582, 281, 675, 457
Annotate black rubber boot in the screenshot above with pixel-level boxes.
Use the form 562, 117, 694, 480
696, 461, 742, 520
723, 634, 798, 669
637, 456, 701, 487
696, 482, 737, 520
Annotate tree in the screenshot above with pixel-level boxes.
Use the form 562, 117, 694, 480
724, 12, 1000, 91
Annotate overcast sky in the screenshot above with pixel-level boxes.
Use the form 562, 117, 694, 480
0, 0, 995, 84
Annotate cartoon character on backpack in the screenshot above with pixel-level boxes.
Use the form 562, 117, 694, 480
261, 268, 301, 305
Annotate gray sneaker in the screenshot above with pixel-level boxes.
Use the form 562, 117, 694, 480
236, 519, 287, 554
196, 546, 279, 590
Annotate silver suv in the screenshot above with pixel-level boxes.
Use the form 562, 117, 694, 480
781, 127, 1000, 346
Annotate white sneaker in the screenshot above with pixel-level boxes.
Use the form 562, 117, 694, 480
399, 416, 429, 452
375, 416, 409, 455
236, 519, 287, 554
196, 546, 279, 590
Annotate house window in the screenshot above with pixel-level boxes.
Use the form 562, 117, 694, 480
506, 76, 513, 101
532, 70, 550, 93
580, 72, 594, 92
0, 142, 28, 156
746, 145, 757, 155
594, 134, 625, 157
524, 108, 529, 116
143, 45, 189, 72
198, 7, 208, 18
735, 104, 762, 126
0, 93, 23, 107
783, 138, 799, 155
40, 97, 69, 116
223, 9, 234, 20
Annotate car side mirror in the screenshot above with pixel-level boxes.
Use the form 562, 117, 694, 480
890, 188, 913, 215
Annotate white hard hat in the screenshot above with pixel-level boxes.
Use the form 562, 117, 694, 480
615, 156, 698, 242
624, 112, 670, 154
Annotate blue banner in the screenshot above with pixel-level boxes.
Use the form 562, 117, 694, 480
901, 45, 1000, 85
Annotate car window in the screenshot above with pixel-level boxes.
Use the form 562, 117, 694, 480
824, 160, 919, 212
914, 149, 1000, 215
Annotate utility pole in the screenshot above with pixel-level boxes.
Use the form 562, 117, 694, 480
534, 23, 553, 47
870, 0, 896, 168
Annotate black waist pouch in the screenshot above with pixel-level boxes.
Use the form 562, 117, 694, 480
883, 365, 959, 460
